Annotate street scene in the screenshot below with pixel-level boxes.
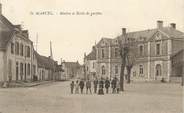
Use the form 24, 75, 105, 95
0, 0, 184, 113
0, 81, 182, 113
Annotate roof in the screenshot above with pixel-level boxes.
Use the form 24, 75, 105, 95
96, 27, 184, 48
0, 15, 14, 29
34, 51, 57, 70
0, 14, 32, 50
0, 30, 14, 49
63, 61, 81, 69
171, 49, 184, 59
86, 47, 96, 60
96, 37, 113, 47
124, 27, 184, 41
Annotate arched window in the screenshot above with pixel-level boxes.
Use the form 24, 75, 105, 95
139, 45, 143, 56
102, 66, 105, 75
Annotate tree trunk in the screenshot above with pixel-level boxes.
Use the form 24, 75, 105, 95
120, 63, 125, 91
126, 66, 132, 84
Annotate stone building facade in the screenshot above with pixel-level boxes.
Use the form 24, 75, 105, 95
61, 61, 81, 80
0, 3, 59, 84
86, 21, 184, 81
0, 6, 35, 82
84, 46, 97, 80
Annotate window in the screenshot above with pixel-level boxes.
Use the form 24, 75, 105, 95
102, 66, 105, 75
156, 43, 160, 55
33, 65, 36, 75
16, 62, 19, 80
92, 62, 95, 69
139, 45, 143, 56
139, 65, 143, 75
8, 59, 12, 76
102, 49, 105, 58
27, 63, 30, 75
20, 63, 23, 80
26, 46, 30, 57
20, 43, 24, 56
86, 66, 88, 71
15, 42, 19, 55
115, 48, 118, 57
11, 43, 14, 54
115, 65, 118, 74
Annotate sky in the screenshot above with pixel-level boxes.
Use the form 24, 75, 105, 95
1, 0, 184, 64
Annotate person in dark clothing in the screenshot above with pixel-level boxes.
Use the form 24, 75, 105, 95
111, 77, 117, 93
105, 77, 110, 94
98, 78, 104, 95
93, 78, 98, 93
70, 81, 75, 94
86, 79, 92, 94
79, 80, 85, 94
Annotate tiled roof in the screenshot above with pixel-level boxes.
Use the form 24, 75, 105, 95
34, 51, 57, 70
0, 14, 32, 49
122, 27, 184, 41
63, 61, 81, 69
0, 15, 14, 29
0, 30, 14, 49
86, 47, 96, 60
171, 49, 184, 58
0, 15, 15, 49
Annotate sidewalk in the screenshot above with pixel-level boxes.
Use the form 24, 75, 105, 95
1, 80, 54, 88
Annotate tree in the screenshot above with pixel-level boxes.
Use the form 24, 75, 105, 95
118, 37, 129, 91
118, 36, 137, 90
125, 41, 137, 83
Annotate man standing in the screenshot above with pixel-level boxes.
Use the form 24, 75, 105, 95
79, 80, 85, 94
105, 77, 110, 94
86, 79, 92, 94
111, 77, 117, 93
93, 78, 98, 93
70, 81, 75, 94
98, 78, 104, 95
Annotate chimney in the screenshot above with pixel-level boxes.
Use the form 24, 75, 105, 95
14, 25, 22, 31
157, 20, 163, 29
170, 23, 176, 29
0, 3, 2, 15
22, 30, 29, 38
122, 28, 126, 36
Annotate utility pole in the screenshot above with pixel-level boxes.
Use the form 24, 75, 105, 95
50, 41, 53, 60
35, 33, 38, 52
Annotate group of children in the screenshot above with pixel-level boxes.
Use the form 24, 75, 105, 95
70, 77, 121, 95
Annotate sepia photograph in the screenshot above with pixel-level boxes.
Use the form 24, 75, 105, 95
0, 0, 183, 113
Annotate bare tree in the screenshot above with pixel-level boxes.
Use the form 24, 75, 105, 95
125, 43, 136, 83
118, 37, 128, 91
118, 36, 137, 90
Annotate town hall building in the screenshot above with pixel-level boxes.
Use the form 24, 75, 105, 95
85, 21, 184, 82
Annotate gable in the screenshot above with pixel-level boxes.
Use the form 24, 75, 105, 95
149, 30, 169, 42
96, 38, 111, 47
